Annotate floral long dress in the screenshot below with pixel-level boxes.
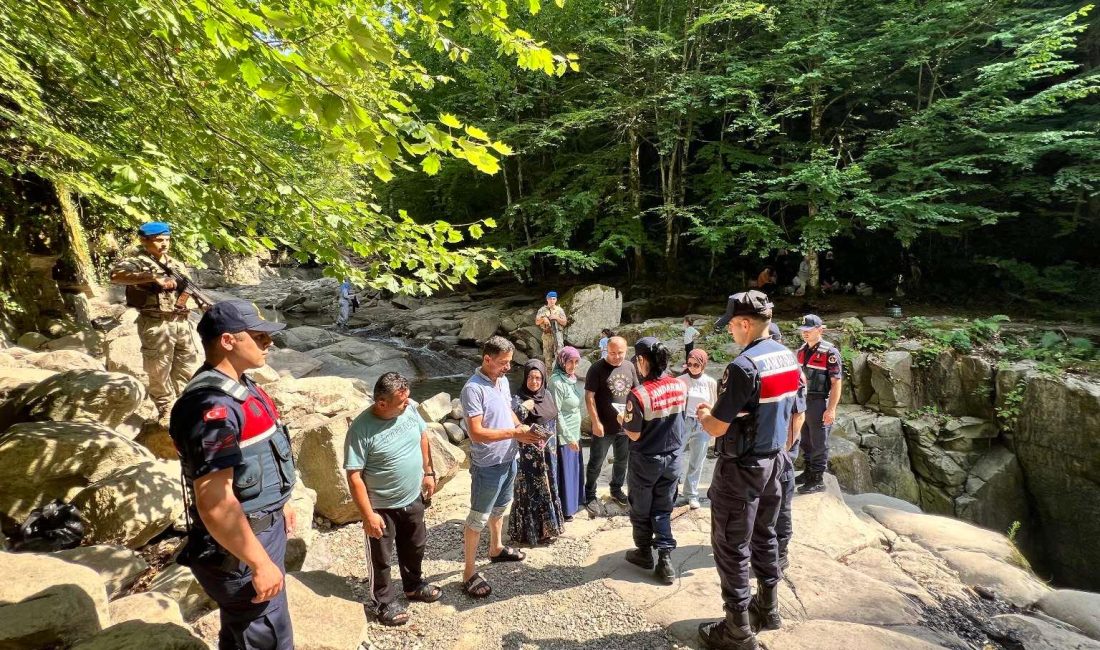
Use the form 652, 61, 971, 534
508, 401, 565, 545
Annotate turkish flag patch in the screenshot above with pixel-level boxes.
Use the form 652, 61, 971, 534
203, 405, 228, 422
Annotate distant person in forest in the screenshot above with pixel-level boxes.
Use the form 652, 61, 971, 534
598, 328, 613, 360
683, 318, 700, 356
756, 267, 778, 295
336, 278, 353, 330
535, 291, 569, 367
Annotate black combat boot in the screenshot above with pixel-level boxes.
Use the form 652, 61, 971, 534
797, 471, 825, 494
748, 583, 781, 631
794, 471, 809, 485
625, 546, 654, 569
698, 609, 757, 650
655, 549, 676, 585
778, 552, 790, 573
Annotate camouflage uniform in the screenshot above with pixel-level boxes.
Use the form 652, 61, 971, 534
110, 250, 200, 416
536, 304, 567, 367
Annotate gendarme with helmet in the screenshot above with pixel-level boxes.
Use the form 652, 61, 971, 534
169, 299, 297, 650
694, 291, 802, 650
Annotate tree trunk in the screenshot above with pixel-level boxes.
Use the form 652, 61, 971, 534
627, 121, 645, 278
54, 181, 98, 297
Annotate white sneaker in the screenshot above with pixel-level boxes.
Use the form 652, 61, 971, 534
688, 498, 701, 510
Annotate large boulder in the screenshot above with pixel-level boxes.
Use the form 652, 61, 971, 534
914, 350, 995, 419
306, 339, 417, 387
0, 369, 146, 432
1037, 590, 1100, 642
939, 548, 1049, 607
285, 479, 318, 572
562, 284, 622, 348
16, 331, 50, 350
50, 545, 149, 598
0, 421, 153, 529
416, 392, 452, 423
70, 621, 207, 650
286, 571, 367, 650
864, 505, 1019, 563
789, 474, 883, 561
850, 352, 875, 404
25, 349, 105, 373
104, 333, 146, 381
458, 309, 502, 344
1010, 371, 1100, 589
425, 422, 466, 489
266, 347, 324, 379
848, 412, 921, 504
868, 351, 913, 415
265, 376, 371, 431
109, 592, 185, 626
989, 614, 1100, 650
955, 444, 1029, 535
146, 563, 216, 621
758, 620, 946, 650
71, 459, 185, 548
0, 551, 110, 649
272, 326, 341, 351
296, 412, 359, 523
0, 366, 56, 402
827, 436, 874, 494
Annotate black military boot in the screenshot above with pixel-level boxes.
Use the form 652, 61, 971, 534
655, 549, 676, 585
625, 546, 654, 569
794, 471, 809, 485
698, 609, 757, 650
748, 583, 782, 631
797, 471, 825, 494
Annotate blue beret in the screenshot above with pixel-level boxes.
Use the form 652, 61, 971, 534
546, 291, 558, 299
138, 222, 171, 237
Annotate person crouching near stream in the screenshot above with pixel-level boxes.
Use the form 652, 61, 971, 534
622, 337, 686, 585
459, 335, 544, 598
344, 372, 441, 627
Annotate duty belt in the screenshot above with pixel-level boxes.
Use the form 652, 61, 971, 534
247, 510, 279, 534
140, 310, 190, 321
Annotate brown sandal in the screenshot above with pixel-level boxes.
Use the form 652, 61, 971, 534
463, 572, 492, 599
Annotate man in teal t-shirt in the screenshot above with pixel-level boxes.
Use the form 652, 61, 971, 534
344, 372, 441, 626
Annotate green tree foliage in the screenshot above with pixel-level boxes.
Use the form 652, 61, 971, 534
382, 0, 1098, 296
0, 0, 574, 293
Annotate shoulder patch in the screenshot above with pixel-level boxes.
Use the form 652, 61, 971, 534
203, 405, 228, 422
624, 399, 634, 423
828, 353, 839, 364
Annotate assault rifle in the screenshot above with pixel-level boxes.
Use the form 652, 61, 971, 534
147, 254, 214, 311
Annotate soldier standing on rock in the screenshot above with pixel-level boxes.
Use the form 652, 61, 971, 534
535, 291, 568, 366
695, 291, 802, 650
169, 300, 297, 650
109, 221, 203, 423
794, 314, 843, 495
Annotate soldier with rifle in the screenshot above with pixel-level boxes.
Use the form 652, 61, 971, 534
110, 221, 212, 423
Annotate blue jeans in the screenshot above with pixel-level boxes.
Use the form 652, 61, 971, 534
469, 459, 517, 520
679, 417, 710, 500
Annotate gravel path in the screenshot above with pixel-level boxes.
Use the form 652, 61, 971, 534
303, 470, 695, 650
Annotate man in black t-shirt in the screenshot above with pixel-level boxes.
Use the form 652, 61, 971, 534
583, 336, 639, 513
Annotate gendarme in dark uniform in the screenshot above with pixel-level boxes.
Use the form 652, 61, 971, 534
696, 292, 802, 650
170, 300, 296, 650
794, 314, 843, 495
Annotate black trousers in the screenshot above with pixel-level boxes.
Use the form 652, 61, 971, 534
366, 496, 427, 608
776, 445, 796, 558
585, 432, 629, 502
801, 398, 832, 473
708, 455, 783, 613
191, 511, 294, 650
627, 451, 681, 551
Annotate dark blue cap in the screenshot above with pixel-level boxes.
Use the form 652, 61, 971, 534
798, 314, 825, 330
198, 300, 285, 343
137, 222, 171, 237
715, 290, 773, 327
632, 336, 661, 363
546, 291, 558, 299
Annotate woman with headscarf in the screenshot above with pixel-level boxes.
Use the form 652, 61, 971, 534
509, 359, 566, 545
621, 337, 686, 586
676, 348, 718, 509
549, 346, 585, 520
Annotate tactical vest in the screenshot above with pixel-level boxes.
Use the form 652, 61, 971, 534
121, 252, 187, 313
629, 375, 686, 455
798, 340, 838, 397
717, 338, 801, 459
178, 370, 296, 514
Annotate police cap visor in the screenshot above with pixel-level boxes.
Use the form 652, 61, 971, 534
198, 300, 285, 342
714, 291, 773, 327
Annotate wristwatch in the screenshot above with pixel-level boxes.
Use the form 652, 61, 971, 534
425, 472, 436, 478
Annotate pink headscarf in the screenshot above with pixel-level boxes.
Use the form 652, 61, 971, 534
556, 346, 581, 378
688, 348, 709, 366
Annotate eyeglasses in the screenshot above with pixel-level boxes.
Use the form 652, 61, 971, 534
686, 361, 703, 368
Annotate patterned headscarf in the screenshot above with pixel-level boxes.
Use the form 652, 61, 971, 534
556, 346, 581, 379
